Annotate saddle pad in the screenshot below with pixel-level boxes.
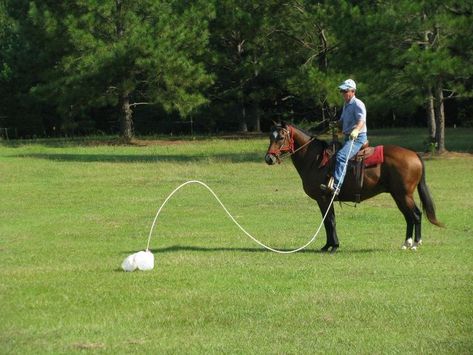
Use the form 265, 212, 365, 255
364, 145, 384, 167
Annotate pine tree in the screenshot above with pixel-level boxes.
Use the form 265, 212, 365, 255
207, 0, 316, 132
28, 0, 215, 140
271, 1, 343, 122
334, 0, 473, 152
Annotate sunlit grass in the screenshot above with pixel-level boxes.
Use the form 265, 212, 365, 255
0, 131, 472, 353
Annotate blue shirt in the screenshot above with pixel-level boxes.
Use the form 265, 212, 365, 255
340, 96, 367, 135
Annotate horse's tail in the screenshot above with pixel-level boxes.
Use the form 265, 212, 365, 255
417, 154, 444, 227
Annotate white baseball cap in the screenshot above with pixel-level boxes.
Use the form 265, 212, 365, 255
339, 79, 356, 91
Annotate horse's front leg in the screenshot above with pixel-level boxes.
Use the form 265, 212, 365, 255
317, 198, 339, 253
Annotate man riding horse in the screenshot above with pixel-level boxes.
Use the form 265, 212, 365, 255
321, 79, 368, 195
265, 79, 443, 252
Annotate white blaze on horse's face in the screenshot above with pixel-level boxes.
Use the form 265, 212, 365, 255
265, 128, 282, 165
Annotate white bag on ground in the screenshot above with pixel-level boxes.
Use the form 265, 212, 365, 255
121, 250, 154, 272
135, 250, 154, 271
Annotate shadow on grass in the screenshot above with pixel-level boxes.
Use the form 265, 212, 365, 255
125, 245, 383, 254
3, 128, 473, 152
13, 152, 264, 163
0, 133, 266, 148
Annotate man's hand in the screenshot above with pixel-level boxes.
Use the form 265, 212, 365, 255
349, 128, 360, 140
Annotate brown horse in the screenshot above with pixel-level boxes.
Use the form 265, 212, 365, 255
265, 122, 443, 253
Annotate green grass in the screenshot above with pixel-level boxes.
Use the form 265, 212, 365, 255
368, 127, 473, 152
1, 129, 472, 353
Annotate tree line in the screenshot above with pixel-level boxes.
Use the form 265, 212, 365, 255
1, 0, 472, 152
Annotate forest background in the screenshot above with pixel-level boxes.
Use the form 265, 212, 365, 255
1, 0, 472, 153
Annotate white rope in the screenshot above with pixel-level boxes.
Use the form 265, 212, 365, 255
146, 140, 355, 254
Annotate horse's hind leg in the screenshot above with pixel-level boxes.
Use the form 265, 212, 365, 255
412, 205, 422, 250
391, 193, 422, 250
402, 221, 414, 250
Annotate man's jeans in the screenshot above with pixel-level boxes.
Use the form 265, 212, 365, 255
333, 133, 367, 189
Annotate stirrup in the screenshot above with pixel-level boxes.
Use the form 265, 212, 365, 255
320, 177, 338, 195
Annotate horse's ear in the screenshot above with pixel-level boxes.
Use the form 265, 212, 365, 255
271, 120, 278, 127
281, 121, 288, 128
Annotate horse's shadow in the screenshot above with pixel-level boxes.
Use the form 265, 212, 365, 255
124, 245, 382, 255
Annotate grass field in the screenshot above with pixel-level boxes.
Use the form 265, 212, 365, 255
1, 128, 472, 353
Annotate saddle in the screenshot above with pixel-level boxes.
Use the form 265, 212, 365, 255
352, 141, 373, 161
319, 141, 384, 202
350, 142, 372, 200
353, 143, 384, 167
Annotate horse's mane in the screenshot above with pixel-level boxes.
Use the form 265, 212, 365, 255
288, 123, 328, 149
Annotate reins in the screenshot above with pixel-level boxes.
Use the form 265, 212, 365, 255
288, 136, 316, 158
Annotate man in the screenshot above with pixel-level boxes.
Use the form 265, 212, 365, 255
323, 79, 367, 195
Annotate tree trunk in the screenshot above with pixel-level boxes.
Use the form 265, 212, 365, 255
239, 103, 248, 132
115, 0, 133, 141
254, 115, 261, 132
253, 103, 261, 132
423, 26, 437, 149
119, 92, 133, 141
434, 84, 446, 153
427, 86, 436, 143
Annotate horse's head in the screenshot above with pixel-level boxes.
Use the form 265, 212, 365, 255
265, 122, 294, 165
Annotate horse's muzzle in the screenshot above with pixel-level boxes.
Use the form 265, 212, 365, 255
265, 153, 277, 165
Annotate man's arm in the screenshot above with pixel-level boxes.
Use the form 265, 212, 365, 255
350, 101, 366, 139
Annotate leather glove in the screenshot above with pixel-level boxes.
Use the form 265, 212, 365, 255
349, 128, 360, 140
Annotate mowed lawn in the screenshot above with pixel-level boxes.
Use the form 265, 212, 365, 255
1, 128, 472, 353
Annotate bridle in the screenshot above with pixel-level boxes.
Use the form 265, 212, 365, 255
268, 126, 294, 158
268, 125, 315, 163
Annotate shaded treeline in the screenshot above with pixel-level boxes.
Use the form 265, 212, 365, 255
1, 1, 472, 151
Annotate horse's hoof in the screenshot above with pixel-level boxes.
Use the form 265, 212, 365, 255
411, 241, 421, 250
402, 238, 413, 250
320, 244, 331, 252
330, 246, 338, 254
